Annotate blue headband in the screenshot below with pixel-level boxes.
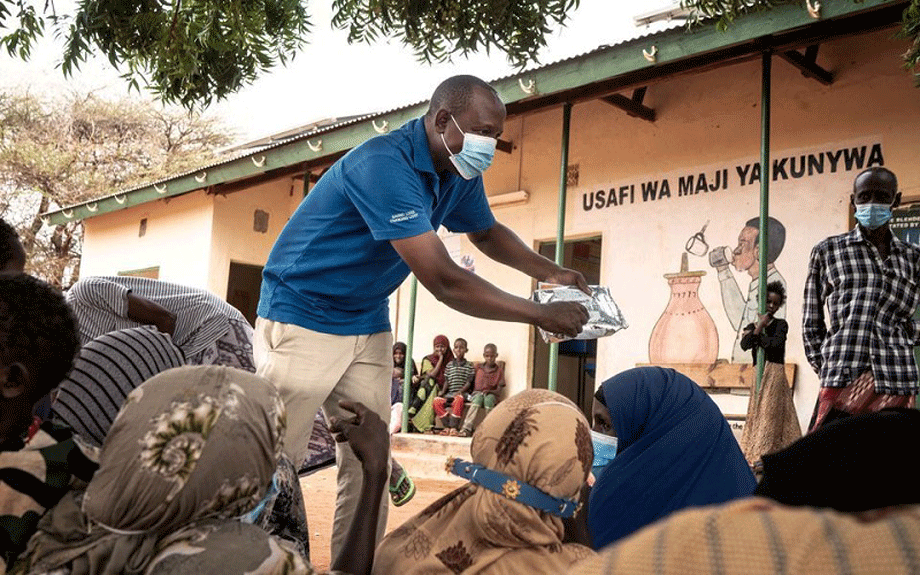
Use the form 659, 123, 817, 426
446, 457, 581, 518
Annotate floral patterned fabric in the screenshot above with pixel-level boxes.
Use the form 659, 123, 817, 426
373, 389, 596, 575
16, 366, 329, 575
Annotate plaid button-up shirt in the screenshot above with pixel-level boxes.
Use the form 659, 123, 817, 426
803, 226, 920, 394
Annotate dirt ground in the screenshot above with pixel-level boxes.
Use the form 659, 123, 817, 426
300, 466, 461, 570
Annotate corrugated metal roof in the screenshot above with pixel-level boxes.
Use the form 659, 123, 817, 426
42, 0, 900, 224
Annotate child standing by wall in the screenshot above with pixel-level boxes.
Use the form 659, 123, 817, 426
434, 338, 476, 435
459, 343, 506, 437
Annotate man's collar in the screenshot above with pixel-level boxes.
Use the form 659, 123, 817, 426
410, 117, 437, 176
845, 226, 867, 245
847, 225, 904, 252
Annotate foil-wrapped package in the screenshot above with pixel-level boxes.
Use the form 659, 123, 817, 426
532, 284, 628, 343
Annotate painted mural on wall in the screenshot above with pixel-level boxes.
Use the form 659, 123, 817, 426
648, 251, 719, 364
710, 216, 787, 363
596, 140, 886, 369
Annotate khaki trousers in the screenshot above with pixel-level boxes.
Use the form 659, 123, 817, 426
253, 318, 391, 559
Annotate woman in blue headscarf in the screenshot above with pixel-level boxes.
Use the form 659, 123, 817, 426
587, 366, 756, 550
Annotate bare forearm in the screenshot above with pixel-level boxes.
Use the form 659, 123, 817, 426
426, 268, 542, 325
469, 222, 562, 281
391, 231, 588, 337
126, 293, 176, 335
331, 468, 387, 575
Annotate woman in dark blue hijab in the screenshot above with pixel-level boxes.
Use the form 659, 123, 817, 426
587, 366, 756, 550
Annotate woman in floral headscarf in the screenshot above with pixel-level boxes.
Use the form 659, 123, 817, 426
17, 366, 388, 575
373, 389, 597, 574
407, 335, 454, 433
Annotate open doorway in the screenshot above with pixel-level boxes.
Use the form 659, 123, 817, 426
531, 236, 602, 416
227, 262, 263, 326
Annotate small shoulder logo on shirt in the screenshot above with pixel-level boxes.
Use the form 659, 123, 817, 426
389, 210, 419, 224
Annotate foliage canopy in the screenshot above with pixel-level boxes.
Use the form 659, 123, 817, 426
1, 0, 580, 109
0, 91, 231, 286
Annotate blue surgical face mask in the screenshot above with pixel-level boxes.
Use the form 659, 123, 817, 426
854, 203, 893, 230
440, 115, 497, 180
590, 429, 618, 480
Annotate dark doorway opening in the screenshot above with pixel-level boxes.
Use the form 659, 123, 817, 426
531, 237, 602, 416
227, 262, 263, 326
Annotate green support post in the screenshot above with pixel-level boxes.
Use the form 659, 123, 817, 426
401, 276, 418, 433
756, 50, 772, 396
548, 102, 573, 392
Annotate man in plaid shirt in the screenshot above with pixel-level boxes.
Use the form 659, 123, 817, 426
803, 167, 919, 431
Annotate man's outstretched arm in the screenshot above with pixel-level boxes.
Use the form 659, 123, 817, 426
466, 222, 590, 292
390, 230, 588, 338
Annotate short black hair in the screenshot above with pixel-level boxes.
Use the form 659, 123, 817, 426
0, 274, 79, 399
766, 280, 786, 305
744, 216, 786, 264
0, 218, 25, 271
454, 337, 467, 347
854, 167, 898, 193
427, 75, 500, 117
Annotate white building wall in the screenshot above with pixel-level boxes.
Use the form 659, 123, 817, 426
209, 177, 303, 297
81, 190, 215, 289
77, 28, 920, 432
393, 29, 920, 430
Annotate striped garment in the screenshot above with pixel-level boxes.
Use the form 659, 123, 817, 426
0, 422, 97, 573
443, 358, 475, 397
574, 497, 920, 575
65, 276, 246, 358
52, 327, 186, 447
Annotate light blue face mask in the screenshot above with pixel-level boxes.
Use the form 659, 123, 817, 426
590, 429, 618, 480
854, 203, 893, 230
440, 114, 497, 180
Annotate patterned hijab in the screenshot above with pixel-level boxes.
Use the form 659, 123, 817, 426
18, 366, 304, 575
424, 334, 455, 385
588, 367, 756, 550
373, 389, 597, 575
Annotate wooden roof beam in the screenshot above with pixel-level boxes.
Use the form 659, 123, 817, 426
778, 45, 834, 85
602, 88, 656, 122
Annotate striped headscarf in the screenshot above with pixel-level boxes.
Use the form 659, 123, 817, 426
573, 498, 920, 575
52, 327, 186, 447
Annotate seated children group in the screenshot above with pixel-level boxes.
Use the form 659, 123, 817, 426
5, 218, 920, 575
399, 335, 505, 436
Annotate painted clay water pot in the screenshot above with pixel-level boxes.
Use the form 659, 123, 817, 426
649, 253, 719, 364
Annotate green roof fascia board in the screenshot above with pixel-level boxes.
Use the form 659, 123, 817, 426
490, 0, 898, 105
44, 0, 897, 226
45, 103, 429, 225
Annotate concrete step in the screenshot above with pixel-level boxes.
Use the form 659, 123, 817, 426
390, 432, 471, 482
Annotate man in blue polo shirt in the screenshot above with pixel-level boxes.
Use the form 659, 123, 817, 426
255, 75, 589, 557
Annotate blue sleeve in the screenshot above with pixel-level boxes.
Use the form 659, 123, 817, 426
340, 144, 434, 241
441, 178, 496, 234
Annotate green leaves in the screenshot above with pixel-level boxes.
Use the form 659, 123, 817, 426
2, 0, 583, 106
329, 0, 580, 69
59, 0, 312, 108
896, 0, 920, 86
0, 0, 46, 59
679, 0, 793, 31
